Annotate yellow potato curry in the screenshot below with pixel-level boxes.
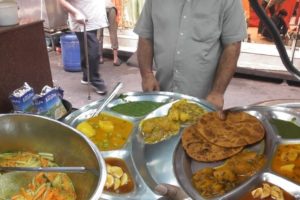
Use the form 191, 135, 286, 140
141, 116, 180, 144
141, 99, 206, 144
192, 151, 265, 198
76, 113, 134, 151
272, 144, 300, 184
168, 99, 206, 124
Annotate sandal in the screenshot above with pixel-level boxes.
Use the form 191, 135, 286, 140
113, 58, 122, 66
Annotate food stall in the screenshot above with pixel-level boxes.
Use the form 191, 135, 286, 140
17, 0, 69, 51
0, 20, 53, 113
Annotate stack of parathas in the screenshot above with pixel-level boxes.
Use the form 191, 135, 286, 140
181, 111, 265, 162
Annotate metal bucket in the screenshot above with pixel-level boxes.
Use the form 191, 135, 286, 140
0, 113, 106, 200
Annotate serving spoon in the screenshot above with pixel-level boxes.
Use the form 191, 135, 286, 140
0, 166, 91, 173
91, 82, 123, 117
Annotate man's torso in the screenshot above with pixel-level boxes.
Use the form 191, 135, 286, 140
68, 0, 108, 32
134, 0, 247, 98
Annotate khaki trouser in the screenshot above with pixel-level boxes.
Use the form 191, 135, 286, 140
99, 7, 119, 51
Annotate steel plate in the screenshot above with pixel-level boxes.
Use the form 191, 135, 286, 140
254, 99, 300, 112
173, 106, 300, 200
63, 91, 215, 200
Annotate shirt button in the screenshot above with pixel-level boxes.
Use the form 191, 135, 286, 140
177, 51, 181, 54
183, 16, 187, 19
180, 32, 184, 36
175, 69, 179, 73
187, 0, 190, 2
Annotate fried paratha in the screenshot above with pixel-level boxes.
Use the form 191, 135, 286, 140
181, 125, 243, 162
195, 111, 265, 148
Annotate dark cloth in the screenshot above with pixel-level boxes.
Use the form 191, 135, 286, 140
258, 0, 276, 34
75, 30, 106, 87
261, 14, 288, 40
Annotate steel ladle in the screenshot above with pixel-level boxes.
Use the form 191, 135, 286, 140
91, 81, 123, 117
0, 166, 90, 174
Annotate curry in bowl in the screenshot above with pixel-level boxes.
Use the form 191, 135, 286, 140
240, 182, 295, 200
76, 113, 134, 151
272, 144, 300, 184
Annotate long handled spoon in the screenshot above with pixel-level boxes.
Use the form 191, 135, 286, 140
92, 82, 123, 117
0, 166, 92, 174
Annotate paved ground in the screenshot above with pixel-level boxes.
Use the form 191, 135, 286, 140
49, 51, 300, 110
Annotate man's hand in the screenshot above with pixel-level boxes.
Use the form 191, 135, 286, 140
141, 73, 160, 92
206, 92, 225, 120
155, 184, 190, 200
74, 11, 86, 24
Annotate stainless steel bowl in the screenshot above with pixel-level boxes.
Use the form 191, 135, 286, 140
0, 113, 106, 200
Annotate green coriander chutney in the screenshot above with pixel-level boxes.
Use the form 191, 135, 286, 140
270, 118, 300, 139
110, 101, 165, 117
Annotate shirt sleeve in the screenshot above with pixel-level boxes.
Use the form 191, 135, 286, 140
133, 0, 153, 39
221, 0, 247, 45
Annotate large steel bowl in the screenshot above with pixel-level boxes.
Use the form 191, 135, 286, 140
0, 113, 106, 200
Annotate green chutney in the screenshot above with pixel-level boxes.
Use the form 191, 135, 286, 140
110, 101, 165, 117
270, 118, 300, 139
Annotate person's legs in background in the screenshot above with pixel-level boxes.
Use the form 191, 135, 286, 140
107, 7, 122, 66
75, 30, 107, 95
98, 28, 104, 64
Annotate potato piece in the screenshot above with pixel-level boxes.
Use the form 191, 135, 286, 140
168, 109, 179, 121
261, 183, 271, 198
106, 164, 112, 174
99, 120, 114, 133
141, 120, 154, 133
110, 166, 123, 178
271, 186, 284, 200
179, 112, 190, 122
213, 168, 237, 182
280, 164, 295, 172
114, 177, 121, 190
251, 188, 263, 198
120, 173, 128, 186
280, 151, 298, 162
211, 183, 224, 192
169, 121, 180, 132
105, 174, 114, 189
76, 121, 96, 137
287, 152, 298, 162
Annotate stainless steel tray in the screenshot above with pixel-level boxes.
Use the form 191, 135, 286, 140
63, 91, 215, 200
173, 106, 300, 200
253, 99, 300, 112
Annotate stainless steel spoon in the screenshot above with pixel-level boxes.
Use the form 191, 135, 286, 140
0, 166, 88, 173
92, 82, 123, 117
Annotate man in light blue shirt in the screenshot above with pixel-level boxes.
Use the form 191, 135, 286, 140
134, 0, 247, 112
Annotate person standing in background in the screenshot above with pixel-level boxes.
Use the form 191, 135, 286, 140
99, 0, 122, 66
134, 0, 247, 115
59, 0, 108, 95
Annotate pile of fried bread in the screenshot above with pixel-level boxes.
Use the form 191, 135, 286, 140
182, 111, 265, 162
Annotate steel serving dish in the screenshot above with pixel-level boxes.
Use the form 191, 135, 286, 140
254, 99, 300, 112
0, 113, 106, 200
174, 106, 300, 200
63, 91, 215, 200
